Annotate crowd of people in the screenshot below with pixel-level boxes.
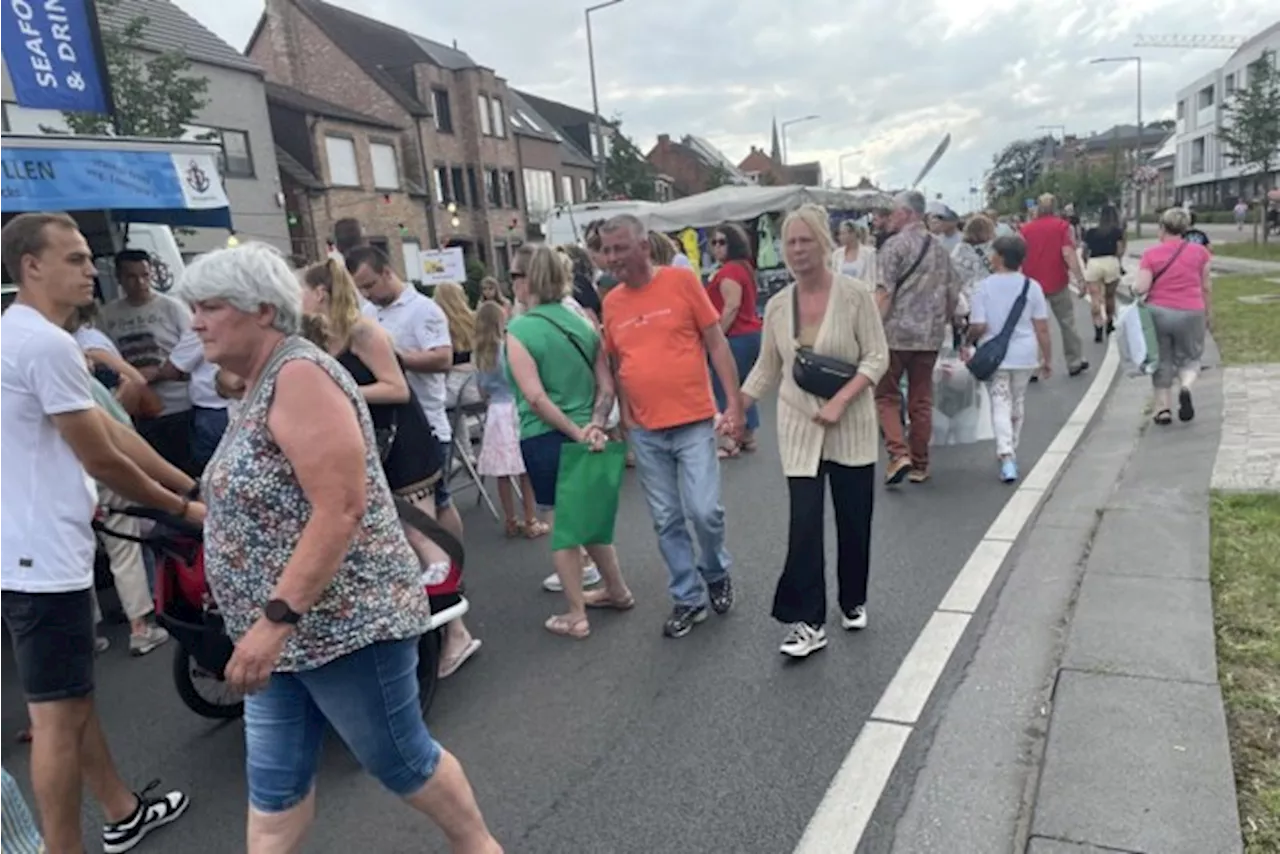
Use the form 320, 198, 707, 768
0, 185, 1212, 850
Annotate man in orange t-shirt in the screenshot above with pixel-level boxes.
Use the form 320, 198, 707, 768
600, 214, 744, 639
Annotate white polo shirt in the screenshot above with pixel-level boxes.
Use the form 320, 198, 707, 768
370, 286, 452, 442
1, 305, 99, 593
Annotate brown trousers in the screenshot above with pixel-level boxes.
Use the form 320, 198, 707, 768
875, 350, 938, 469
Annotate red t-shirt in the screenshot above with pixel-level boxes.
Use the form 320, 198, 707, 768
706, 260, 762, 337
1020, 215, 1073, 295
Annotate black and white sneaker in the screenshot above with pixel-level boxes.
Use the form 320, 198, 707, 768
779, 623, 827, 658
102, 780, 190, 853
707, 576, 735, 615
841, 606, 868, 631
662, 604, 708, 638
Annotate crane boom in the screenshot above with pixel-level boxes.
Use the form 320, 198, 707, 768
1134, 34, 1247, 50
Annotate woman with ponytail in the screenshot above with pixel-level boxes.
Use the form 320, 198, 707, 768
301, 259, 483, 678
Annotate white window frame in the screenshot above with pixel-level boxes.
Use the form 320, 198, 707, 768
478, 95, 492, 136
324, 135, 360, 187
370, 142, 400, 190
490, 99, 505, 138
561, 174, 573, 203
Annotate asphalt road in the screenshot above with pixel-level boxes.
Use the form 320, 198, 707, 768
2, 301, 1103, 854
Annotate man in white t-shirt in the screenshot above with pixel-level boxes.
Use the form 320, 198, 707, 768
345, 246, 463, 535
1, 213, 203, 852
162, 328, 231, 473
99, 250, 194, 471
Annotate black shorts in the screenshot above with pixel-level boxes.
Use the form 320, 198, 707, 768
1, 589, 95, 702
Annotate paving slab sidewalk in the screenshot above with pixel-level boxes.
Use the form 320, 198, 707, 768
886, 338, 1242, 854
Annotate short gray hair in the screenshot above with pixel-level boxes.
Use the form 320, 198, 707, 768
894, 190, 925, 216
175, 242, 303, 335
1159, 206, 1191, 236
600, 214, 646, 238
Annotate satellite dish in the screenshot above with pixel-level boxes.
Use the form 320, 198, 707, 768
912, 134, 951, 189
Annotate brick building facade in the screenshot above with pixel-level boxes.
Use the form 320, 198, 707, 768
247, 0, 527, 271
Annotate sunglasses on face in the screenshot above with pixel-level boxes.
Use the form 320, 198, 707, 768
710, 238, 726, 246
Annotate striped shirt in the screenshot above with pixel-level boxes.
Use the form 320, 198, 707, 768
2, 767, 44, 854
742, 275, 890, 477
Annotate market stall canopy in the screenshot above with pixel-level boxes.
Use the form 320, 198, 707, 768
1, 133, 232, 229
641, 184, 891, 233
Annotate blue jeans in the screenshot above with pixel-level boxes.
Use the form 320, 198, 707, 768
629, 419, 732, 607
710, 331, 761, 432
190, 406, 229, 472
244, 638, 441, 813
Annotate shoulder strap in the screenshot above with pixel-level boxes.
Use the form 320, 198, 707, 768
998, 277, 1033, 338
1151, 241, 1189, 286
896, 235, 932, 288
525, 310, 594, 373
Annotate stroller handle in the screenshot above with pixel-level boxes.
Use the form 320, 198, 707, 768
119, 505, 203, 537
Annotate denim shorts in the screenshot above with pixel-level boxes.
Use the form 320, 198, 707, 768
520, 430, 572, 509
1, 589, 95, 702
243, 638, 441, 813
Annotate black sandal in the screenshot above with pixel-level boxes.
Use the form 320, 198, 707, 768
1154, 409, 1173, 425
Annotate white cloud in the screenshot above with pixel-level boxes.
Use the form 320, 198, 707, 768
178, 0, 1276, 208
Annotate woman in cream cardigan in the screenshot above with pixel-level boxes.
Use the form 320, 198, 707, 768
741, 205, 889, 659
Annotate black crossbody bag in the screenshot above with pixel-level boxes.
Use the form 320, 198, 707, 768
792, 236, 931, 399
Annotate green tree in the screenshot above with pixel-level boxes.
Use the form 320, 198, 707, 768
1217, 49, 1280, 242
985, 136, 1053, 210
596, 121, 657, 201
57, 0, 209, 137
705, 162, 734, 189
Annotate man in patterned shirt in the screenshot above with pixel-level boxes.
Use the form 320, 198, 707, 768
874, 190, 964, 485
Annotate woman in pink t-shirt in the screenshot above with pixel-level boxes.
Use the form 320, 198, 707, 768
1134, 207, 1212, 425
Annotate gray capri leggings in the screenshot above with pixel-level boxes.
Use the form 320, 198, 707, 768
1147, 303, 1206, 389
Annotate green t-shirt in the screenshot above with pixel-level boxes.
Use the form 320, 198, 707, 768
505, 303, 598, 439
90, 377, 132, 427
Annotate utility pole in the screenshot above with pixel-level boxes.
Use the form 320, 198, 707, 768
586, 0, 624, 193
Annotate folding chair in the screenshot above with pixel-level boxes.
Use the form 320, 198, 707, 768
445, 372, 501, 520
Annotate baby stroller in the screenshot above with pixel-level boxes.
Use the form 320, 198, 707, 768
96, 500, 469, 721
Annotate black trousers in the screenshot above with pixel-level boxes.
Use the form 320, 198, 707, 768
772, 461, 874, 627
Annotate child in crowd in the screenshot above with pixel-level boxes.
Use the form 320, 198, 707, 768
473, 301, 549, 538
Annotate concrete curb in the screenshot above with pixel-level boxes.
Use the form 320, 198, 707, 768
884, 339, 1243, 854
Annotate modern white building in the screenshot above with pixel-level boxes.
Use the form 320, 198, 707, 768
1173, 20, 1280, 208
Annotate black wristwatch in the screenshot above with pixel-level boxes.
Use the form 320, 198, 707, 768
263, 599, 303, 625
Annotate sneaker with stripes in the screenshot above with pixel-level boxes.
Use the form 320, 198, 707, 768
102, 780, 189, 853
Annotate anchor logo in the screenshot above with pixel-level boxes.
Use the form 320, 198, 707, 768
185, 160, 211, 193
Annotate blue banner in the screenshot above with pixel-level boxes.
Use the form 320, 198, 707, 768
1, 145, 232, 228
1, 0, 111, 114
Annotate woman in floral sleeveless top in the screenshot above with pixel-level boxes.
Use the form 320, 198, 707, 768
175, 244, 501, 854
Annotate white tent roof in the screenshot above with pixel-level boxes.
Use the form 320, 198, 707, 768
642, 184, 889, 232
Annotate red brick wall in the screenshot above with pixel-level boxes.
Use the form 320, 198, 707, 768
647, 136, 711, 196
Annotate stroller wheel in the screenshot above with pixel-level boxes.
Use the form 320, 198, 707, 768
416, 630, 442, 719
173, 646, 244, 720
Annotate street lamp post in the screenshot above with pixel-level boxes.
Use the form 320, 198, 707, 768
837, 149, 863, 189
1092, 56, 1144, 236
780, 114, 819, 165
586, 0, 624, 193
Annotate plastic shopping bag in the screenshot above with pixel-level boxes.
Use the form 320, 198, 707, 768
930, 351, 994, 446
1116, 303, 1157, 376
551, 441, 628, 551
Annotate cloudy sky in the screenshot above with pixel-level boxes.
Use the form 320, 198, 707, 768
179, 0, 1274, 207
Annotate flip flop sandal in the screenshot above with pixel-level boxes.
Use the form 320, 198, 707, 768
583, 589, 636, 611
504, 518, 522, 538
523, 519, 550, 539
438, 637, 482, 679
545, 614, 590, 639
1153, 409, 1173, 426
1178, 389, 1195, 422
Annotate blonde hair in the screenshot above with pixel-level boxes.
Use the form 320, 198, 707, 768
479, 275, 509, 306
781, 204, 836, 271
1159, 207, 1191, 236
963, 215, 995, 244
433, 282, 476, 351
302, 257, 362, 348
473, 301, 506, 372
517, 243, 570, 306
839, 220, 867, 243
647, 231, 676, 265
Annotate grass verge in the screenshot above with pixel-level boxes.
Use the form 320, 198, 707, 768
1216, 242, 1280, 263
1211, 493, 1280, 854
1212, 274, 1280, 364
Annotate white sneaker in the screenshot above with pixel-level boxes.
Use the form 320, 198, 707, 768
841, 606, 868, 631
542, 564, 602, 592
129, 625, 170, 657
779, 623, 827, 658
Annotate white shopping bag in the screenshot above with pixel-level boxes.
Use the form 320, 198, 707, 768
930, 350, 994, 446
1115, 303, 1149, 376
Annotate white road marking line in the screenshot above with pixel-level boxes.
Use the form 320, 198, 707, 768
938, 539, 1014, 614
794, 339, 1120, 853
792, 721, 913, 854
871, 611, 972, 724
986, 488, 1047, 542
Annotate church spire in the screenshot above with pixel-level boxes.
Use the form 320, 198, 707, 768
770, 116, 781, 163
